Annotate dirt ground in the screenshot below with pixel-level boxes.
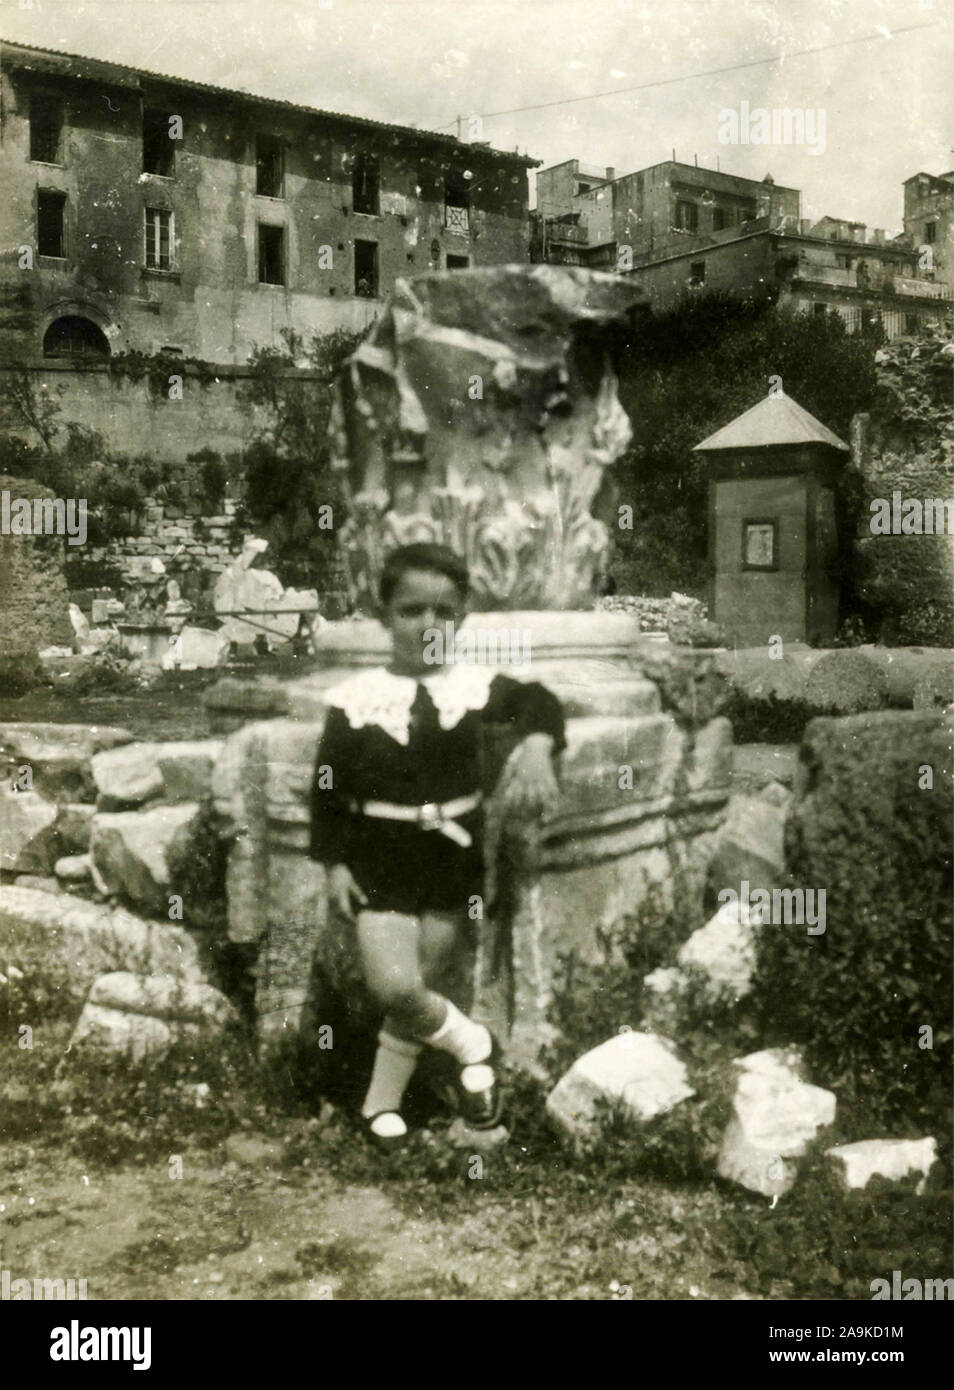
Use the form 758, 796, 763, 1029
0, 1128, 764, 1302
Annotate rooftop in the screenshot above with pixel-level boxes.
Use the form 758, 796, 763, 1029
693, 391, 850, 453
0, 37, 539, 166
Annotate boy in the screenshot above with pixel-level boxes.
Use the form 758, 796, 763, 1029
309, 542, 564, 1145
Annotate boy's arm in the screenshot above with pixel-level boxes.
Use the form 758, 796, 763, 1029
483, 676, 565, 819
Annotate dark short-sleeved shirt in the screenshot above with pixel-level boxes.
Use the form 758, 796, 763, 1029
309, 664, 565, 915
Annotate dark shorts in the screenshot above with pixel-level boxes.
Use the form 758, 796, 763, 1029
345, 810, 485, 917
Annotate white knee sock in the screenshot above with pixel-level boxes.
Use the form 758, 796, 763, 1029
425, 1000, 491, 1067
361, 1031, 422, 1124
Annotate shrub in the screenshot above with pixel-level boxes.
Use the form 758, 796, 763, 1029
753, 711, 953, 1134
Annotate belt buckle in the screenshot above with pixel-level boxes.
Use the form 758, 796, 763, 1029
418, 802, 442, 831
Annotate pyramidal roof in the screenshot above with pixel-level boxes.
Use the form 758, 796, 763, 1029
693, 392, 849, 453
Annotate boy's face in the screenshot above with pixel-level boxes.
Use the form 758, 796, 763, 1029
383, 567, 466, 674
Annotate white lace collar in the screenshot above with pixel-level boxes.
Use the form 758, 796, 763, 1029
325, 664, 498, 746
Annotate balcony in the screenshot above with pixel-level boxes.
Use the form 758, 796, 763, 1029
444, 204, 470, 236
886, 275, 952, 300
547, 218, 589, 246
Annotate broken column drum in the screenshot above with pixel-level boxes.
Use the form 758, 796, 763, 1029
213, 267, 734, 1065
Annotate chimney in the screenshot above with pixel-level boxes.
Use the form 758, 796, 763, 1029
605, 166, 615, 182
800, 218, 813, 235
872, 228, 884, 245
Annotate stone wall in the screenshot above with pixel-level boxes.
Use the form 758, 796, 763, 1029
80, 494, 245, 611
0, 473, 73, 654
0, 363, 275, 464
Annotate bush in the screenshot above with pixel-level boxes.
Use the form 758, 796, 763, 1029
717, 1150, 953, 1299
753, 711, 953, 1134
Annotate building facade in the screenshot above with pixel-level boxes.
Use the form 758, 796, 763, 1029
903, 170, 954, 292
532, 158, 952, 339
0, 40, 536, 367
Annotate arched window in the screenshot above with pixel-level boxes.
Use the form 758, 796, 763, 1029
43, 316, 110, 358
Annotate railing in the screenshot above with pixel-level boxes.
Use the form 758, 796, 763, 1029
886, 275, 952, 300
547, 219, 589, 245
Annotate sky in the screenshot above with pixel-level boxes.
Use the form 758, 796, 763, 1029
2, 0, 952, 232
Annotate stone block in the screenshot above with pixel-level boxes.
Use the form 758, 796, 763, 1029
677, 896, 763, 1003
824, 1137, 938, 1194
55, 853, 92, 882
91, 744, 164, 808
0, 722, 132, 801
0, 789, 60, 872
88, 970, 235, 1026
56, 802, 96, 851
155, 741, 223, 803
707, 794, 786, 898
0, 885, 201, 1007
717, 1047, 836, 1197
546, 1032, 694, 1145
90, 803, 201, 915
69, 1004, 178, 1060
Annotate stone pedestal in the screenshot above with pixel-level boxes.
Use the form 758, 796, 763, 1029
209, 613, 733, 1064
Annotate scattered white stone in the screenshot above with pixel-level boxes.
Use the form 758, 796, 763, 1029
88, 971, 235, 1027
69, 603, 90, 646
717, 1047, 836, 1198
825, 1138, 938, 1195
91, 744, 164, 807
677, 897, 764, 1001
89, 803, 201, 914
0, 885, 200, 991
162, 626, 230, 671
69, 1003, 179, 1061
0, 790, 60, 873
546, 1032, 694, 1144
155, 741, 223, 802
55, 853, 92, 882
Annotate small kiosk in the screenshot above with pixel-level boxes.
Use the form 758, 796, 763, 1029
694, 392, 849, 647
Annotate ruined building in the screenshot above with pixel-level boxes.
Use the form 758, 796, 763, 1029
532, 158, 952, 339
0, 40, 536, 367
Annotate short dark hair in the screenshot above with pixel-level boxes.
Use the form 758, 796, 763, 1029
378, 542, 469, 607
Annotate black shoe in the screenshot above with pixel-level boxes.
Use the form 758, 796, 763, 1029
454, 1033, 504, 1130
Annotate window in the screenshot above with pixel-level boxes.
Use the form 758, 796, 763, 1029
445, 171, 471, 234
354, 240, 378, 297
813, 303, 828, 317
905, 314, 920, 334
43, 316, 109, 358
712, 206, 727, 231
30, 92, 63, 164
37, 189, 66, 258
144, 208, 172, 270
143, 109, 175, 176
352, 154, 379, 215
689, 260, 706, 286
446, 254, 469, 270
738, 202, 756, 224
258, 223, 285, 284
925, 221, 937, 244
836, 254, 853, 270
675, 200, 698, 232
576, 181, 591, 195
256, 135, 284, 198
742, 520, 778, 571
